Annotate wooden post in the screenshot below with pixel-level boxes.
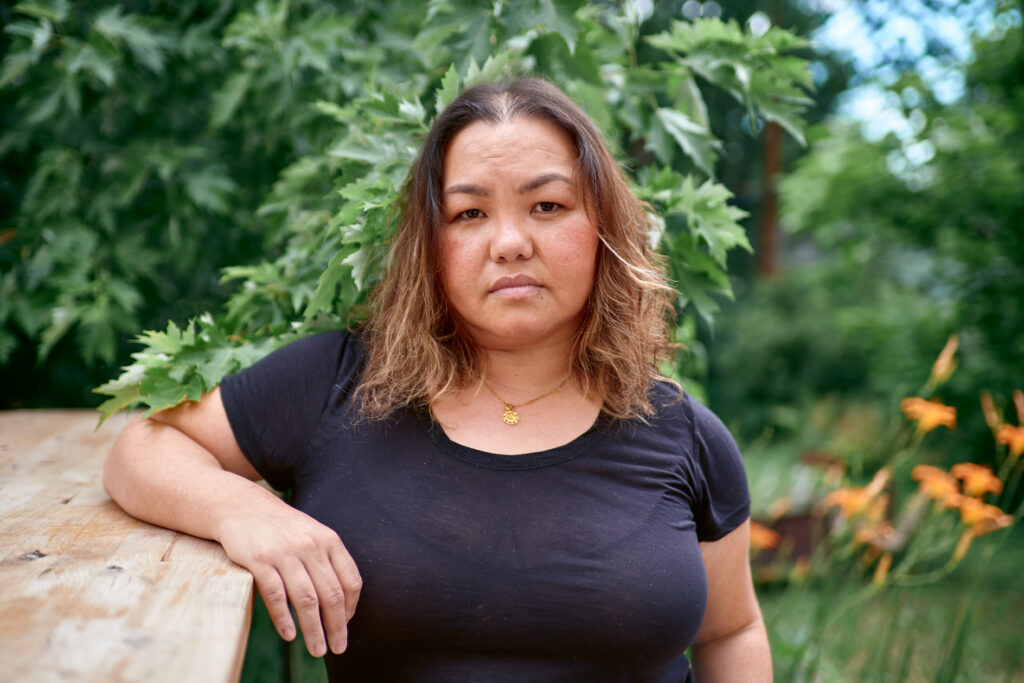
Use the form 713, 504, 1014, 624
759, 120, 782, 278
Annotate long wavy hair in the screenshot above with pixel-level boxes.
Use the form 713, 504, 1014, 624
357, 78, 677, 421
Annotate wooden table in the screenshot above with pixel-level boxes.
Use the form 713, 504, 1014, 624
0, 410, 254, 682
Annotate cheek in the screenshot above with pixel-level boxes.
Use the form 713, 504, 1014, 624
562, 223, 600, 289
439, 233, 474, 300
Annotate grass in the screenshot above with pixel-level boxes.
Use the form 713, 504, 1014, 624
759, 525, 1024, 682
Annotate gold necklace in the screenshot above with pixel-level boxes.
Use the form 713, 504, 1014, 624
484, 376, 571, 426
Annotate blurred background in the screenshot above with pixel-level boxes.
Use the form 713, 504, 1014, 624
2, 1, 1022, 680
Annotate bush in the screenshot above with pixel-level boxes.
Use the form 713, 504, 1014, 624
3, 1, 817, 415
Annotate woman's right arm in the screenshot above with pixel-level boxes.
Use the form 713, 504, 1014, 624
103, 387, 361, 658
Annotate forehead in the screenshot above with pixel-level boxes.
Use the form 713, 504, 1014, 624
443, 117, 578, 182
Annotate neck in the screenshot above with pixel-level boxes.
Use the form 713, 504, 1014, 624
479, 340, 574, 396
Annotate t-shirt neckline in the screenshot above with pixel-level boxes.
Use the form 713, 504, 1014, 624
414, 407, 608, 471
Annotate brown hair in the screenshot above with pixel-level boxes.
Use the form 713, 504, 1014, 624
357, 78, 676, 420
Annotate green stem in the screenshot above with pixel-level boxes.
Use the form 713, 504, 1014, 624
999, 456, 1024, 511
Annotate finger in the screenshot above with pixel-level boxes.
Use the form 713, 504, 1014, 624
304, 557, 351, 654
251, 567, 296, 643
278, 561, 328, 657
329, 542, 363, 621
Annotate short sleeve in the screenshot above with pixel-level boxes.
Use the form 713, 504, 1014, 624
689, 396, 751, 542
220, 330, 357, 492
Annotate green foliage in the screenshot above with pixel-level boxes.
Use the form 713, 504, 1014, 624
94, 315, 276, 418
646, 17, 813, 146
708, 12, 1024, 460
0, 1, 812, 416
768, 15, 1024, 458
709, 261, 951, 442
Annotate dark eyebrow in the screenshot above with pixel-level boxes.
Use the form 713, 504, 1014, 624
517, 172, 575, 194
443, 184, 488, 197
442, 172, 575, 197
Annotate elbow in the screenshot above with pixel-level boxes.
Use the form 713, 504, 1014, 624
691, 619, 772, 683
102, 414, 147, 504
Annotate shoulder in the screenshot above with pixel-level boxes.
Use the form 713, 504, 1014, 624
649, 382, 750, 540
247, 329, 365, 375
220, 328, 367, 407
647, 380, 742, 461
648, 381, 715, 428
273, 328, 364, 359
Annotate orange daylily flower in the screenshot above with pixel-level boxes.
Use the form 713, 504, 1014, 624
958, 497, 1013, 532
911, 465, 961, 507
996, 424, 1024, 460
980, 391, 1001, 430
901, 397, 956, 434
749, 521, 781, 551
855, 520, 895, 548
823, 469, 890, 519
823, 488, 869, 517
864, 493, 890, 525
928, 335, 958, 386
952, 498, 1014, 562
950, 462, 1003, 498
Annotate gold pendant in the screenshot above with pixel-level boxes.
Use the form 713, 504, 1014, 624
502, 403, 520, 426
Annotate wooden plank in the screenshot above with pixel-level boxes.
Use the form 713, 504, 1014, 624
0, 410, 254, 682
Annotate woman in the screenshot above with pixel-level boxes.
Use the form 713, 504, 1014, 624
105, 78, 771, 681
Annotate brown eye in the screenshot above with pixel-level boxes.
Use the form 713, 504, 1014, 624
535, 202, 560, 213
458, 209, 483, 220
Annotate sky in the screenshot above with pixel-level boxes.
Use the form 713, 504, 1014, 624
804, 0, 1023, 139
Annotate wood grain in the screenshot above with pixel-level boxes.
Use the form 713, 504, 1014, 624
0, 410, 254, 682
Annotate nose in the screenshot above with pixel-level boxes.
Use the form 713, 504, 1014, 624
489, 214, 534, 262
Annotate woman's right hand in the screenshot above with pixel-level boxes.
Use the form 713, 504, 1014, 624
103, 387, 361, 658
215, 499, 362, 657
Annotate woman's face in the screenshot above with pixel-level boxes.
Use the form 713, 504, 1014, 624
439, 117, 600, 351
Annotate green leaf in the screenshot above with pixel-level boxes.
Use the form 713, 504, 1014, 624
92, 6, 167, 73
67, 41, 117, 87
676, 75, 709, 130
436, 63, 460, 114
0, 50, 37, 88
94, 384, 141, 426
680, 180, 750, 265
136, 320, 188, 356
464, 51, 516, 88
138, 366, 190, 415
37, 305, 75, 361
305, 249, 351, 318
654, 108, 721, 177
13, 1, 68, 23
210, 72, 252, 129
184, 168, 237, 214
398, 97, 426, 122
342, 244, 377, 291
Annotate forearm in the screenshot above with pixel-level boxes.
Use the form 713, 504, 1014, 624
103, 416, 280, 543
691, 619, 772, 683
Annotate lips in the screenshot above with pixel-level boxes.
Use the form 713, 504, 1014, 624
489, 274, 543, 298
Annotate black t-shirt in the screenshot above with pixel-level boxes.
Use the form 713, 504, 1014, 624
221, 330, 750, 682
